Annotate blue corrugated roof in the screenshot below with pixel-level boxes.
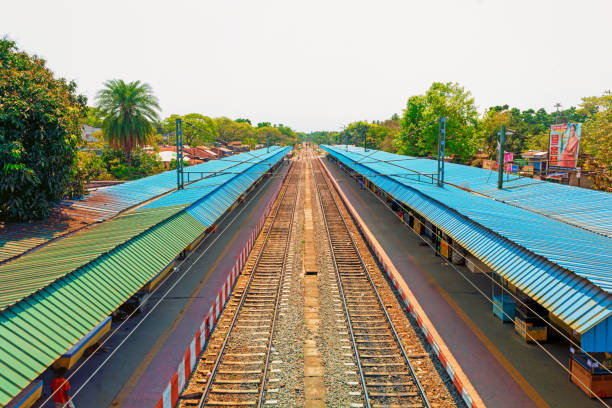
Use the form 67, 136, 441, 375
340, 147, 612, 237
186, 149, 288, 225
102, 147, 280, 209
323, 145, 612, 334
0, 147, 292, 405
0, 147, 289, 264
142, 147, 288, 210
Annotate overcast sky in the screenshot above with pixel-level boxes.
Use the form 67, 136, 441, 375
2, 0, 611, 132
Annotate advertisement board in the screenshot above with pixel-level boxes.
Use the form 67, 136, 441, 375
549, 123, 582, 168
504, 152, 514, 172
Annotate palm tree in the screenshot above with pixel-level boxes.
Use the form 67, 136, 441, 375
96, 80, 160, 166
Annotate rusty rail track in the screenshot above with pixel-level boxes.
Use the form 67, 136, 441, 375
195, 159, 302, 407
311, 154, 431, 408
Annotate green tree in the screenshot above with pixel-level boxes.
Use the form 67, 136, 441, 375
300, 131, 339, 145
346, 121, 370, 148
160, 113, 182, 143
257, 122, 271, 128
84, 106, 105, 127
478, 109, 510, 156
235, 118, 251, 125
182, 113, 218, 146
256, 126, 283, 146
215, 117, 253, 143
96, 79, 160, 166
275, 124, 297, 145
99, 146, 164, 180
160, 113, 218, 146
0, 38, 87, 221
379, 117, 401, 152
368, 123, 398, 152
579, 91, 612, 191
242, 137, 256, 149
395, 82, 479, 161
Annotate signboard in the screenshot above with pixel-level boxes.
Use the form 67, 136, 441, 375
504, 152, 514, 172
549, 123, 582, 168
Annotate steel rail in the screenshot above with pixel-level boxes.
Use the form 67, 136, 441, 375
312, 153, 431, 408
309, 150, 371, 408
197, 159, 300, 408
256, 159, 302, 407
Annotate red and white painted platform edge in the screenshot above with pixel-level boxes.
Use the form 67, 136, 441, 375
155, 173, 287, 408
320, 158, 485, 408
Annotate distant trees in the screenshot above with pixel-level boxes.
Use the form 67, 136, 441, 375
96, 79, 160, 166
85, 106, 105, 128
99, 146, 164, 180
242, 137, 256, 149
303, 81, 610, 191
395, 82, 479, 160
256, 126, 282, 146
160, 113, 218, 146
579, 91, 612, 191
215, 117, 253, 144
0, 38, 87, 221
300, 118, 400, 153
157, 115, 297, 147
474, 104, 590, 158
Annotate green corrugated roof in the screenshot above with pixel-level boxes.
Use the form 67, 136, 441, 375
0, 211, 203, 405
0, 205, 187, 310
0, 147, 291, 406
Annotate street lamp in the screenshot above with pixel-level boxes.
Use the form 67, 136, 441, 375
554, 103, 562, 124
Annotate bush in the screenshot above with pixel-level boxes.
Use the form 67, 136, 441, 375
0, 38, 87, 221
100, 146, 164, 180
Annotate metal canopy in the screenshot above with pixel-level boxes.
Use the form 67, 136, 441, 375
323, 145, 612, 336
0, 147, 282, 263
0, 146, 290, 406
334, 146, 612, 238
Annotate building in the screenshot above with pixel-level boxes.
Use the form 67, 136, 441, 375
520, 150, 549, 176
185, 146, 218, 161
81, 124, 101, 143
216, 147, 233, 157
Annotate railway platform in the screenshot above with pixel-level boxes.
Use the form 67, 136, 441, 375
41, 165, 290, 408
323, 157, 607, 408
179, 149, 458, 408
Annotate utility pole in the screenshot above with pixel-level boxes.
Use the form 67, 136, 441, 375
497, 125, 506, 189
554, 102, 562, 124
345, 130, 348, 151
437, 117, 446, 187
175, 118, 183, 189
267, 131, 270, 153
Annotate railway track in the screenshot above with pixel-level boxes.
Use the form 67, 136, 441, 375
311, 154, 431, 408
181, 148, 454, 407
193, 159, 302, 407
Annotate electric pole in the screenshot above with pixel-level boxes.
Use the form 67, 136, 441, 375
554, 103, 562, 124
437, 117, 446, 187
175, 118, 183, 189
497, 125, 506, 189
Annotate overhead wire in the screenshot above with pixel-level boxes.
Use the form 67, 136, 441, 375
326, 157, 612, 406
330, 150, 612, 356
327, 154, 612, 378
40, 160, 288, 408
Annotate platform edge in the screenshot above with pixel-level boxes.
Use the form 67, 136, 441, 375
319, 157, 486, 408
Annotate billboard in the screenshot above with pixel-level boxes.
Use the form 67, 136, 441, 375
549, 123, 582, 168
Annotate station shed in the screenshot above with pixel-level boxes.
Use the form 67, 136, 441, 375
0, 146, 291, 407
322, 145, 612, 355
